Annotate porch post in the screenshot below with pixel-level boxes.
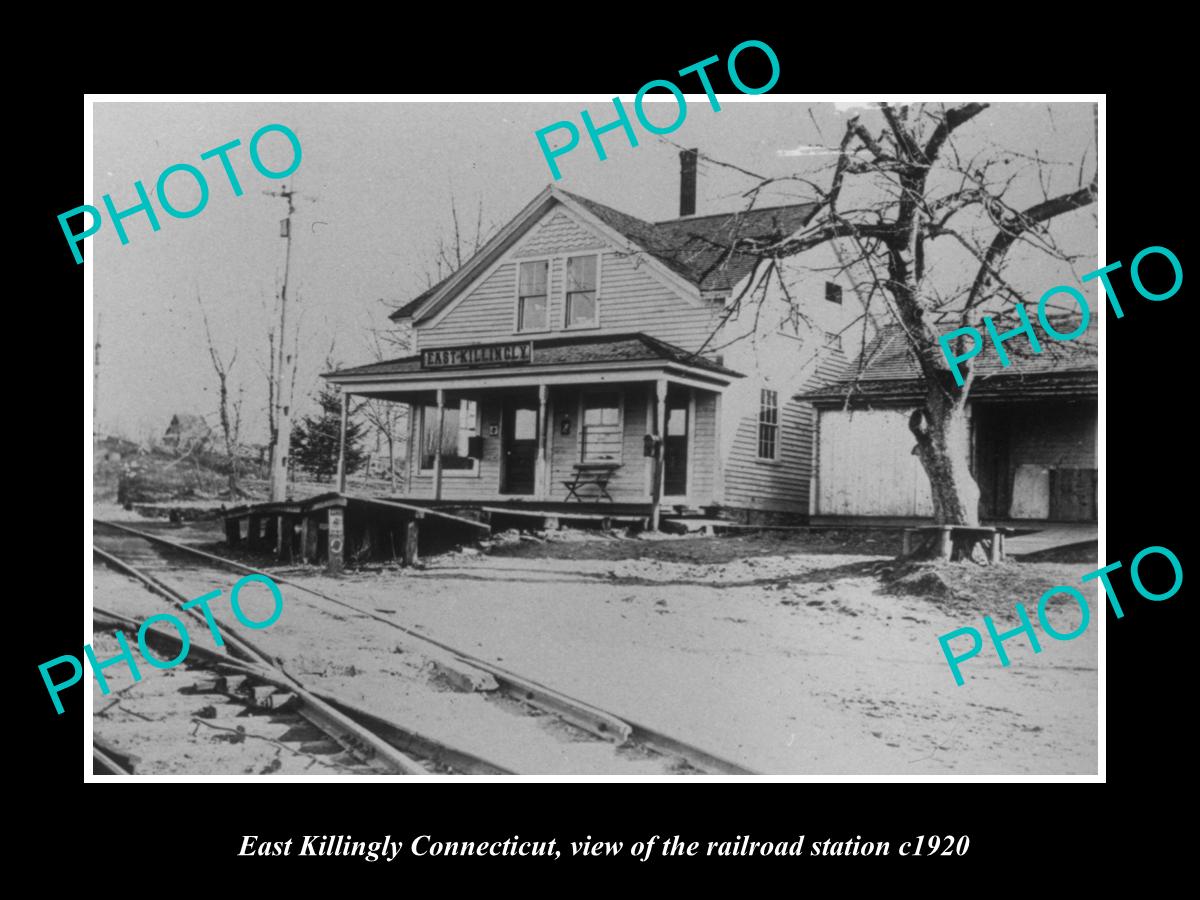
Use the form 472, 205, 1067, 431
405, 401, 416, 495
536, 383, 549, 500
433, 388, 445, 501
336, 390, 349, 494
651, 378, 667, 531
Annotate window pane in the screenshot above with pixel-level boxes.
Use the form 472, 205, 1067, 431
422, 403, 478, 470
567, 291, 596, 327
667, 406, 687, 436
519, 260, 547, 295
440, 407, 460, 456
567, 255, 596, 291
513, 408, 537, 440
520, 295, 547, 331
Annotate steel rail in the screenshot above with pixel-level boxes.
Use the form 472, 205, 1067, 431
94, 518, 758, 775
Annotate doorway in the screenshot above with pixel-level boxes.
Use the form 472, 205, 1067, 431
501, 398, 539, 495
663, 387, 689, 497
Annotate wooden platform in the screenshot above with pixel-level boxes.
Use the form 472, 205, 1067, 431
222, 492, 490, 573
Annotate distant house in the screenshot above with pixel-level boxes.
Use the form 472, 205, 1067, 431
324, 153, 862, 523
800, 324, 1097, 524
163, 414, 211, 452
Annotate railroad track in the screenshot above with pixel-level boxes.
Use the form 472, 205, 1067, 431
92, 518, 757, 776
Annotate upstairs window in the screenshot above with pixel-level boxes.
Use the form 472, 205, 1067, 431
825, 281, 843, 304
824, 331, 843, 350
565, 255, 598, 328
758, 389, 779, 461
517, 260, 548, 332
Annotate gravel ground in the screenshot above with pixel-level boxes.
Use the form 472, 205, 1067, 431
92, 505, 1099, 775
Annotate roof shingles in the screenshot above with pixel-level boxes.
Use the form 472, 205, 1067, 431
390, 188, 817, 321
803, 322, 1097, 405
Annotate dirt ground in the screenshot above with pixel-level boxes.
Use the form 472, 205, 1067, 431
91, 506, 1098, 775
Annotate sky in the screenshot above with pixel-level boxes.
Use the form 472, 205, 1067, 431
91, 100, 1096, 444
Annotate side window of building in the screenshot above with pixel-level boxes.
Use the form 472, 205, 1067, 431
825, 281, 843, 304
757, 389, 779, 461
565, 254, 599, 329
581, 392, 621, 461
421, 399, 478, 471
518, 260, 548, 332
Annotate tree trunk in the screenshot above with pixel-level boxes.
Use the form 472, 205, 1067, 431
909, 375, 980, 527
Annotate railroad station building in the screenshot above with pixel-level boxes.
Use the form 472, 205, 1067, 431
324, 154, 862, 525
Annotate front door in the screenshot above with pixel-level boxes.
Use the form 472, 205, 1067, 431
502, 399, 539, 495
663, 388, 689, 497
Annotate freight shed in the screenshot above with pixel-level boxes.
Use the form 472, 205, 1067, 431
801, 324, 1097, 525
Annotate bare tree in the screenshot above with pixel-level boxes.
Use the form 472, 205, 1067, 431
358, 306, 413, 493
197, 292, 249, 497
701, 102, 1096, 532
425, 194, 495, 286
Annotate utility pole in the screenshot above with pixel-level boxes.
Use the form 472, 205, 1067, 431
266, 185, 297, 502
93, 311, 101, 435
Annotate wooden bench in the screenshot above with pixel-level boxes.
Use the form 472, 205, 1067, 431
563, 462, 620, 502
901, 525, 1015, 563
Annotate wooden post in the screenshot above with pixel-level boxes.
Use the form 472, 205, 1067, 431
405, 400, 416, 496
433, 389, 445, 501
327, 507, 345, 574
248, 515, 261, 547
224, 516, 240, 546
901, 529, 912, 558
403, 519, 420, 567
336, 390, 349, 494
650, 378, 667, 531
990, 529, 1004, 564
275, 515, 286, 558
535, 383, 548, 500
299, 516, 313, 563
938, 526, 952, 560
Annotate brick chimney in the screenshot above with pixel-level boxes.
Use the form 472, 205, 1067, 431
679, 148, 698, 217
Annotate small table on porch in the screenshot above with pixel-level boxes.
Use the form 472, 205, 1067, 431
563, 463, 621, 502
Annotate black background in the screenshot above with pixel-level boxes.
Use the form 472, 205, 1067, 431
26, 24, 1190, 884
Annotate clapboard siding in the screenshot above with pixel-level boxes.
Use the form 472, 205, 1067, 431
689, 391, 718, 503
547, 387, 650, 502
722, 397, 812, 512
421, 263, 517, 349
595, 252, 716, 351
417, 204, 716, 351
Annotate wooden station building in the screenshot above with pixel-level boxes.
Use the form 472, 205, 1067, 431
323, 153, 861, 529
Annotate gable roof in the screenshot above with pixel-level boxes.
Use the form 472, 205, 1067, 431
393, 275, 451, 320
802, 321, 1098, 406
325, 332, 743, 380
390, 186, 818, 322
559, 190, 818, 294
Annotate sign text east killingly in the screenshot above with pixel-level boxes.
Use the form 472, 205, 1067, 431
421, 342, 533, 369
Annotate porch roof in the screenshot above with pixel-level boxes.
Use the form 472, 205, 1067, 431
323, 332, 744, 395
